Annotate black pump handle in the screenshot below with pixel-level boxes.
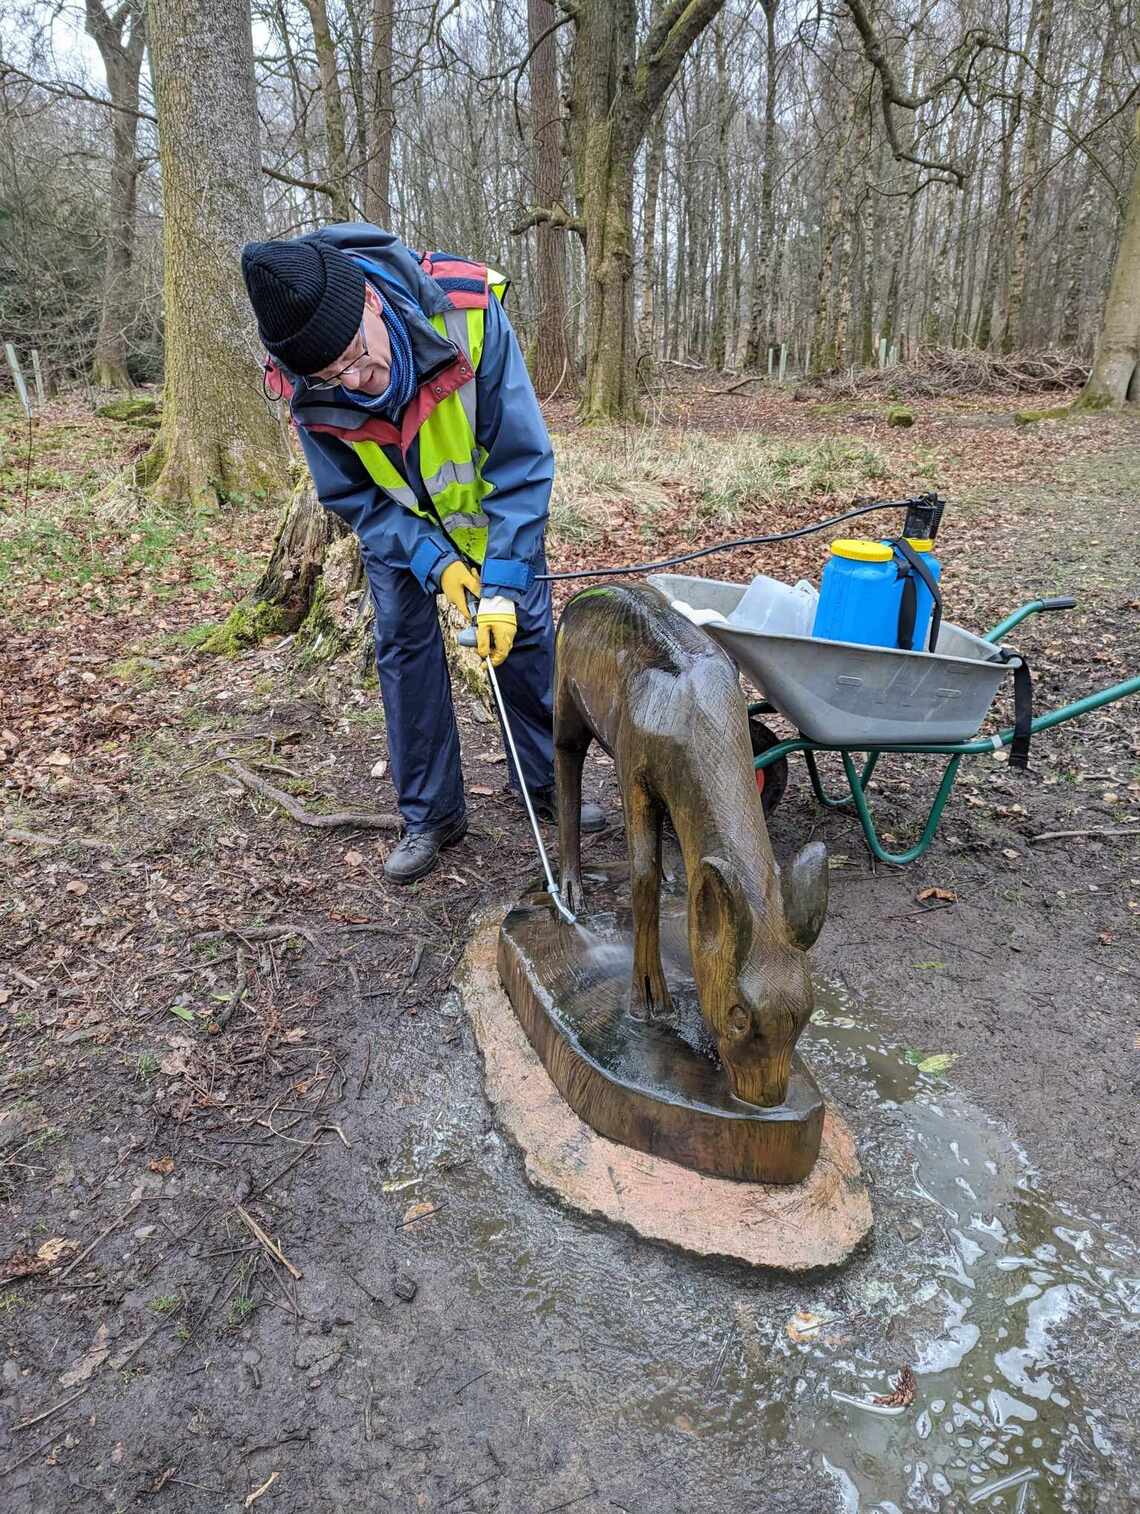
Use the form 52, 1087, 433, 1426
1038, 596, 1077, 612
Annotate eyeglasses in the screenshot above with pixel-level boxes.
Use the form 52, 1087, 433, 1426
305, 322, 370, 391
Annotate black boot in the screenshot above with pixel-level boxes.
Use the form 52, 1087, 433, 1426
524, 786, 609, 833
383, 814, 468, 884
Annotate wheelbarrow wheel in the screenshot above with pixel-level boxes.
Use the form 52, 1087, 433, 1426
749, 717, 789, 818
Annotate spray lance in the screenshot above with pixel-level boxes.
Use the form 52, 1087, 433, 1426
459, 592, 577, 925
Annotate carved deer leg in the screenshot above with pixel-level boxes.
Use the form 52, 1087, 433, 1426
554, 689, 590, 916
627, 780, 672, 1022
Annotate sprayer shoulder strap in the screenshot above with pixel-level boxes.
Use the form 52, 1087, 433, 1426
891, 537, 943, 653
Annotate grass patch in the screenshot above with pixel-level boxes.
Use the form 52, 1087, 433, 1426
549, 427, 892, 544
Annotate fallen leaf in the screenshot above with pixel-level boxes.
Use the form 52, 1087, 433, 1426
148, 1156, 175, 1175
167, 1005, 196, 1023
916, 886, 957, 903
872, 1364, 917, 1408
402, 1201, 440, 1226
786, 1309, 822, 1342
282, 1027, 307, 1043
44, 750, 72, 767
917, 1052, 958, 1075
467, 784, 497, 797
0, 989, 11, 1005
344, 849, 365, 868
36, 1237, 78, 1265
1002, 848, 1021, 861
370, 758, 388, 779
65, 880, 89, 895
59, 1323, 111, 1388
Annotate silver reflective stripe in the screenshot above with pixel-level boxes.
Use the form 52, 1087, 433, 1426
439, 510, 489, 532
381, 482, 420, 509
443, 306, 472, 360
423, 457, 478, 495
443, 307, 478, 432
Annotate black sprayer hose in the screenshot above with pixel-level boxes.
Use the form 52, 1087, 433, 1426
535, 494, 941, 582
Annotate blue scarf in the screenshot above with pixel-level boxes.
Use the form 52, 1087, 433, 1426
341, 288, 416, 417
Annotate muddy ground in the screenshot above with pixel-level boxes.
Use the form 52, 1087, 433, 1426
1, 390, 1138, 1513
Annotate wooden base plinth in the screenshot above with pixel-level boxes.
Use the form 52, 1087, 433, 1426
498, 864, 824, 1185
460, 913, 873, 1271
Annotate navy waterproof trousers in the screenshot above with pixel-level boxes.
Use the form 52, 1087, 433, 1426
363, 548, 556, 832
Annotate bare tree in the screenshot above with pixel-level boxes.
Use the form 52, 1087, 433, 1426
525, 0, 574, 394
84, 0, 147, 389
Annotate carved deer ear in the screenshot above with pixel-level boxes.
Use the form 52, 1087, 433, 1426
780, 841, 829, 950
694, 856, 752, 961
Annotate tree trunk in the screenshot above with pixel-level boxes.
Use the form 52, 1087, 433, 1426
202, 479, 347, 652
707, 18, 733, 371
811, 97, 852, 375
1079, 126, 1140, 407
859, 194, 874, 366
85, 0, 146, 390
144, 0, 290, 508
527, 0, 575, 395
976, 44, 1024, 350
742, 23, 778, 375
305, 0, 354, 222
365, 0, 395, 225
1002, 0, 1053, 352
637, 101, 666, 368
569, 0, 729, 419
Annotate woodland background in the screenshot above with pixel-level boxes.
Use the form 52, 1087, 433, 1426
1, 0, 1138, 512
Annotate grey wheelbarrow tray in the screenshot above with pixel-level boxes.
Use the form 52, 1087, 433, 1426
648, 572, 1140, 866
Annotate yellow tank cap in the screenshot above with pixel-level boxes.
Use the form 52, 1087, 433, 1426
830, 538, 893, 562
905, 538, 934, 552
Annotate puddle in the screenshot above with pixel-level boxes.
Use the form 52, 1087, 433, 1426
417, 968, 1138, 1510
784, 985, 1139, 1512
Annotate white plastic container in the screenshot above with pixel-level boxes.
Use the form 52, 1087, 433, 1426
726, 574, 819, 637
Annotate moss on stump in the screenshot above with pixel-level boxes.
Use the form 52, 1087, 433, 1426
1014, 405, 1075, 425
97, 397, 159, 422
886, 405, 914, 428
199, 599, 288, 656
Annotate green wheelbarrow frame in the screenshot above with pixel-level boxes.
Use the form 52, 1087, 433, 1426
751, 598, 1140, 866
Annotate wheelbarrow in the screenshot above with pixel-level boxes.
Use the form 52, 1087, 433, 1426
648, 572, 1140, 866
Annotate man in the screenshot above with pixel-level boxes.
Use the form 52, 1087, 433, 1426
240, 224, 605, 882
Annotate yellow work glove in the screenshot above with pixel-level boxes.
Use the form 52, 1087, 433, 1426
476, 595, 517, 668
439, 560, 481, 624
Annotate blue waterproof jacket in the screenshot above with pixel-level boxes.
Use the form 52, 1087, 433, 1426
278, 223, 553, 603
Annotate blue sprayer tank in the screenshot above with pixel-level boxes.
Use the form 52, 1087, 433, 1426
811, 538, 941, 650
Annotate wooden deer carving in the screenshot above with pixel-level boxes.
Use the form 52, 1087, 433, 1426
553, 583, 828, 1109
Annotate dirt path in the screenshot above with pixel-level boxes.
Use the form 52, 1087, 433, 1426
2, 397, 1138, 1512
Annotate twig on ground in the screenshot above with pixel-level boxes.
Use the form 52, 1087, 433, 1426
714, 374, 763, 395
59, 1200, 141, 1278
4, 965, 44, 991
193, 923, 323, 951
2, 829, 111, 849
1031, 827, 1140, 843
244, 1471, 280, 1508
343, 1267, 388, 1309
227, 762, 399, 831
247, 1140, 320, 1201
234, 1206, 304, 1280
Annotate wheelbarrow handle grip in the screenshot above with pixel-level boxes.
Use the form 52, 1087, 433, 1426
985, 595, 1077, 642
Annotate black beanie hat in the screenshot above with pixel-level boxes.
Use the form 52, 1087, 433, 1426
241, 237, 366, 376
